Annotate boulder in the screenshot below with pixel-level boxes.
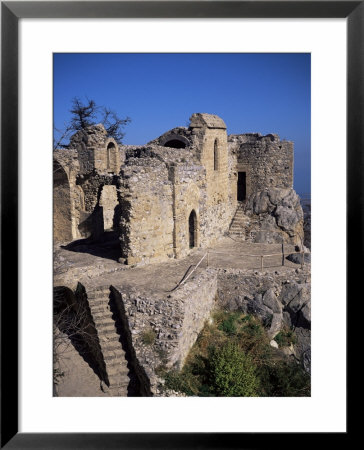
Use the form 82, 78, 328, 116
286, 252, 311, 265
280, 282, 311, 330
262, 288, 281, 313
245, 188, 304, 245
294, 327, 311, 374
268, 312, 283, 339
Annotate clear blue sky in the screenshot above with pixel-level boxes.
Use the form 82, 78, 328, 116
54, 53, 310, 194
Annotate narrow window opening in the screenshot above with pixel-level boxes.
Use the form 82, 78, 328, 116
189, 210, 197, 249
214, 139, 219, 171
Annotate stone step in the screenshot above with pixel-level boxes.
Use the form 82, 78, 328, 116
86, 289, 130, 395
95, 322, 116, 332
109, 374, 130, 386
87, 291, 109, 300
90, 303, 111, 312
97, 327, 117, 337
98, 334, 121, 345
107, 364, 129, 376
88, 297, 110, 306
102, 341, 127, 353
103, 348, 126, 359
91, 311, 113, 321
107, 385, 128, 396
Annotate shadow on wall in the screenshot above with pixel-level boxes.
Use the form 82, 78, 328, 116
62, 230, 121, 262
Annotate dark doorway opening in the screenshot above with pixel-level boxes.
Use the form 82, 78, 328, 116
237, 172, 247, 202
189, 210, 197, 248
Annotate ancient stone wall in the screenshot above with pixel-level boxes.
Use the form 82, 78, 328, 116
229, 133, 293, 196
54, 115, 299, 262
53, 150, 81, 243
119, 155, 174, 265
99, 185, 119, 230
70, 126, 120, 175
188, 113, 236, 246
76, 173, 119, 239
169, 163, 205, 258
54, 161, 73, 243
112, 268, 217, 394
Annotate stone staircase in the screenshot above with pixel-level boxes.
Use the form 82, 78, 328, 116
87, 286, 131, 396
229, 204, 250, 239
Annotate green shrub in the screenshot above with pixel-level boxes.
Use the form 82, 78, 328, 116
141, 328, 156, 346
164, 368, 201, 396
161, 310, 310, 397
259, 360, 310, 397
274, 329, 297, 347
208, 342, 259, 397
218, 315, 237, 335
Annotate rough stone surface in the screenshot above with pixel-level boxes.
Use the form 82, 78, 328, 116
217, 267, 311, 371
243, 188, 304, 246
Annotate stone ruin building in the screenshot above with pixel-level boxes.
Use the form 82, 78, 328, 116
54, 112, 303, 261
54, 113, 309, 397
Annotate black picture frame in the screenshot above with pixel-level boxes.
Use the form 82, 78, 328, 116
1, 1, 358, 448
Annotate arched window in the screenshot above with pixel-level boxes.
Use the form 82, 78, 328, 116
106, 142, 116, 170
214, 139, 219, 171
188, 210, 197, 249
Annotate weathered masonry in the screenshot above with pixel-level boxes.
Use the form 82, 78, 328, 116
54, 113, 302, 265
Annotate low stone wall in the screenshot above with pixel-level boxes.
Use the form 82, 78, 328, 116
112, 268, 217, 394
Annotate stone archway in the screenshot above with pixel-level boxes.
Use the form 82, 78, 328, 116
53, 161, 73, 243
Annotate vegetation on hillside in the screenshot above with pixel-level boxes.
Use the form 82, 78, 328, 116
160, 311, 310, 397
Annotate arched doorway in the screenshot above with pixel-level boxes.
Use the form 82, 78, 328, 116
188, 210, 197, 249
53, 161, 73, 243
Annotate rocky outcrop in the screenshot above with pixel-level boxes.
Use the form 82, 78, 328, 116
217, 267, 311, 372
244, 188, 304, 246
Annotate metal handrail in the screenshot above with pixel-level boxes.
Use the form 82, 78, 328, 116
170, 252, 208, 291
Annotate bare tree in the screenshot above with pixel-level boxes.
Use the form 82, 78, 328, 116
71, 97, 100, 130
54, 97, 131, 149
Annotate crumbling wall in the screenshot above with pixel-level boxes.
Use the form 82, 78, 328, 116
119, 155, 174, 265
75, 173, 119, 239
111, 268, 217, 394
229, 133, 293, 195
99, 185, 119, 230
169, 163, 205, 258
54, 161, 73, 243
70, 125, 120, 175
